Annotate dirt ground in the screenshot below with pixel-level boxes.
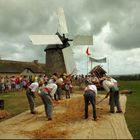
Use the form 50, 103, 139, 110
0, 94, 133, 139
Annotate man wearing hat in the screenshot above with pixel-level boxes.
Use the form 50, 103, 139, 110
83, 80, 98, 121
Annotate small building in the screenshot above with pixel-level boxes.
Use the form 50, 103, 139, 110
0, 60, 46, 77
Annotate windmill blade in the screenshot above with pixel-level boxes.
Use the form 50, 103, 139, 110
73, 35, 93, 45
62, 47, 77, 74
29, 35, 63, 45
57, 7, 68, 34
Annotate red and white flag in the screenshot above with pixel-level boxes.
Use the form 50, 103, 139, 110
86, 47, 91, 56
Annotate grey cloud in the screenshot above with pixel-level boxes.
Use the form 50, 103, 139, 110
0, 0, 60, 36
81, 0, 140, 50
0, 0, 140, 74
106, 8, 140, 50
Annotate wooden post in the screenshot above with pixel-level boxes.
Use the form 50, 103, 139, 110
91, 61, 92, 71
87, 55, 88, 74
107, 57, 109, 75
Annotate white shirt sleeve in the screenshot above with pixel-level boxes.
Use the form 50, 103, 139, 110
103, 81, 110, 93
85, 85, 97, 95
91, 85, 97, 95
29, 82, 39, 92
46, 83, 58, 99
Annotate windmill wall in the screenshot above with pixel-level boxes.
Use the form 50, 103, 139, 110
45, 48, 66, 76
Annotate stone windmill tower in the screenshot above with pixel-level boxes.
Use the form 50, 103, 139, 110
29, 8, 93, 76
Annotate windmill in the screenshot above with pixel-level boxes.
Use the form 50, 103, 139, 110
29, 7, 93, 76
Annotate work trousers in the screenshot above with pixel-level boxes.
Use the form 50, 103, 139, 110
40, 91, 53, 119
84, 91, 97, 119
109, 87, 122, 112
56, 86, 62, 100
65, 89, 70, 98
26, 88, 36, 113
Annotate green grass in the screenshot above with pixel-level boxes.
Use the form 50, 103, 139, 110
119, 81, 140, 139
0, 90, 42, 121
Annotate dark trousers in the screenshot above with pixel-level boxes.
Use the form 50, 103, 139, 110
56, 87, 62, 100
65, 89, 70, 98
26, 88, 35, 113
84, 91, 97, 119
40, 91, 53, 119
109, 88, 122, 112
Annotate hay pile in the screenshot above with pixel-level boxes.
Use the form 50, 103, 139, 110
26, 95, 108, 139
25, 96, 84, 139
0, 110, 10, 119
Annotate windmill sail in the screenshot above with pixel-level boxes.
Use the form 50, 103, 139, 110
57, 7, 68, 34
62, 47, 77, 74
29, 35, 62, 45
73, 35, 93, 45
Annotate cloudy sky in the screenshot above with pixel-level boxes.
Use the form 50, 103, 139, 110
0, 0, 140, 75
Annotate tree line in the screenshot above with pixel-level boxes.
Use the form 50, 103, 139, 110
112, 74, 140, 81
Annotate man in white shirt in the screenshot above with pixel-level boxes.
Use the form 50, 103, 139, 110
100, 76, 122, 113
84, 80, 97, 121
47, 76, 58, 100
26, 81, 39, 114
46, 83, 58, 100
55, 75, 64, 100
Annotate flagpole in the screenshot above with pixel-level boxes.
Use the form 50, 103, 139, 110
86, 47, 91, 75
91, 61, 92, 71
107, 57, 109, 75
87, 55, 88, 74
89, 56, 92, 71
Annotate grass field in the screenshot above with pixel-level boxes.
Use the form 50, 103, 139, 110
0, 90, 42, 121
119, 81, 140, 139
0, 81, 140, 139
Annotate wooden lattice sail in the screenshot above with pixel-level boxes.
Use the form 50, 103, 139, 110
90, 65, 106, 78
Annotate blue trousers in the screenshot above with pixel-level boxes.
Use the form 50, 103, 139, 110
84, 91, 97, 119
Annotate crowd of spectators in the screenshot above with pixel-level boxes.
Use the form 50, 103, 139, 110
0, 73, 99, 94
0, 75, 46, 93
